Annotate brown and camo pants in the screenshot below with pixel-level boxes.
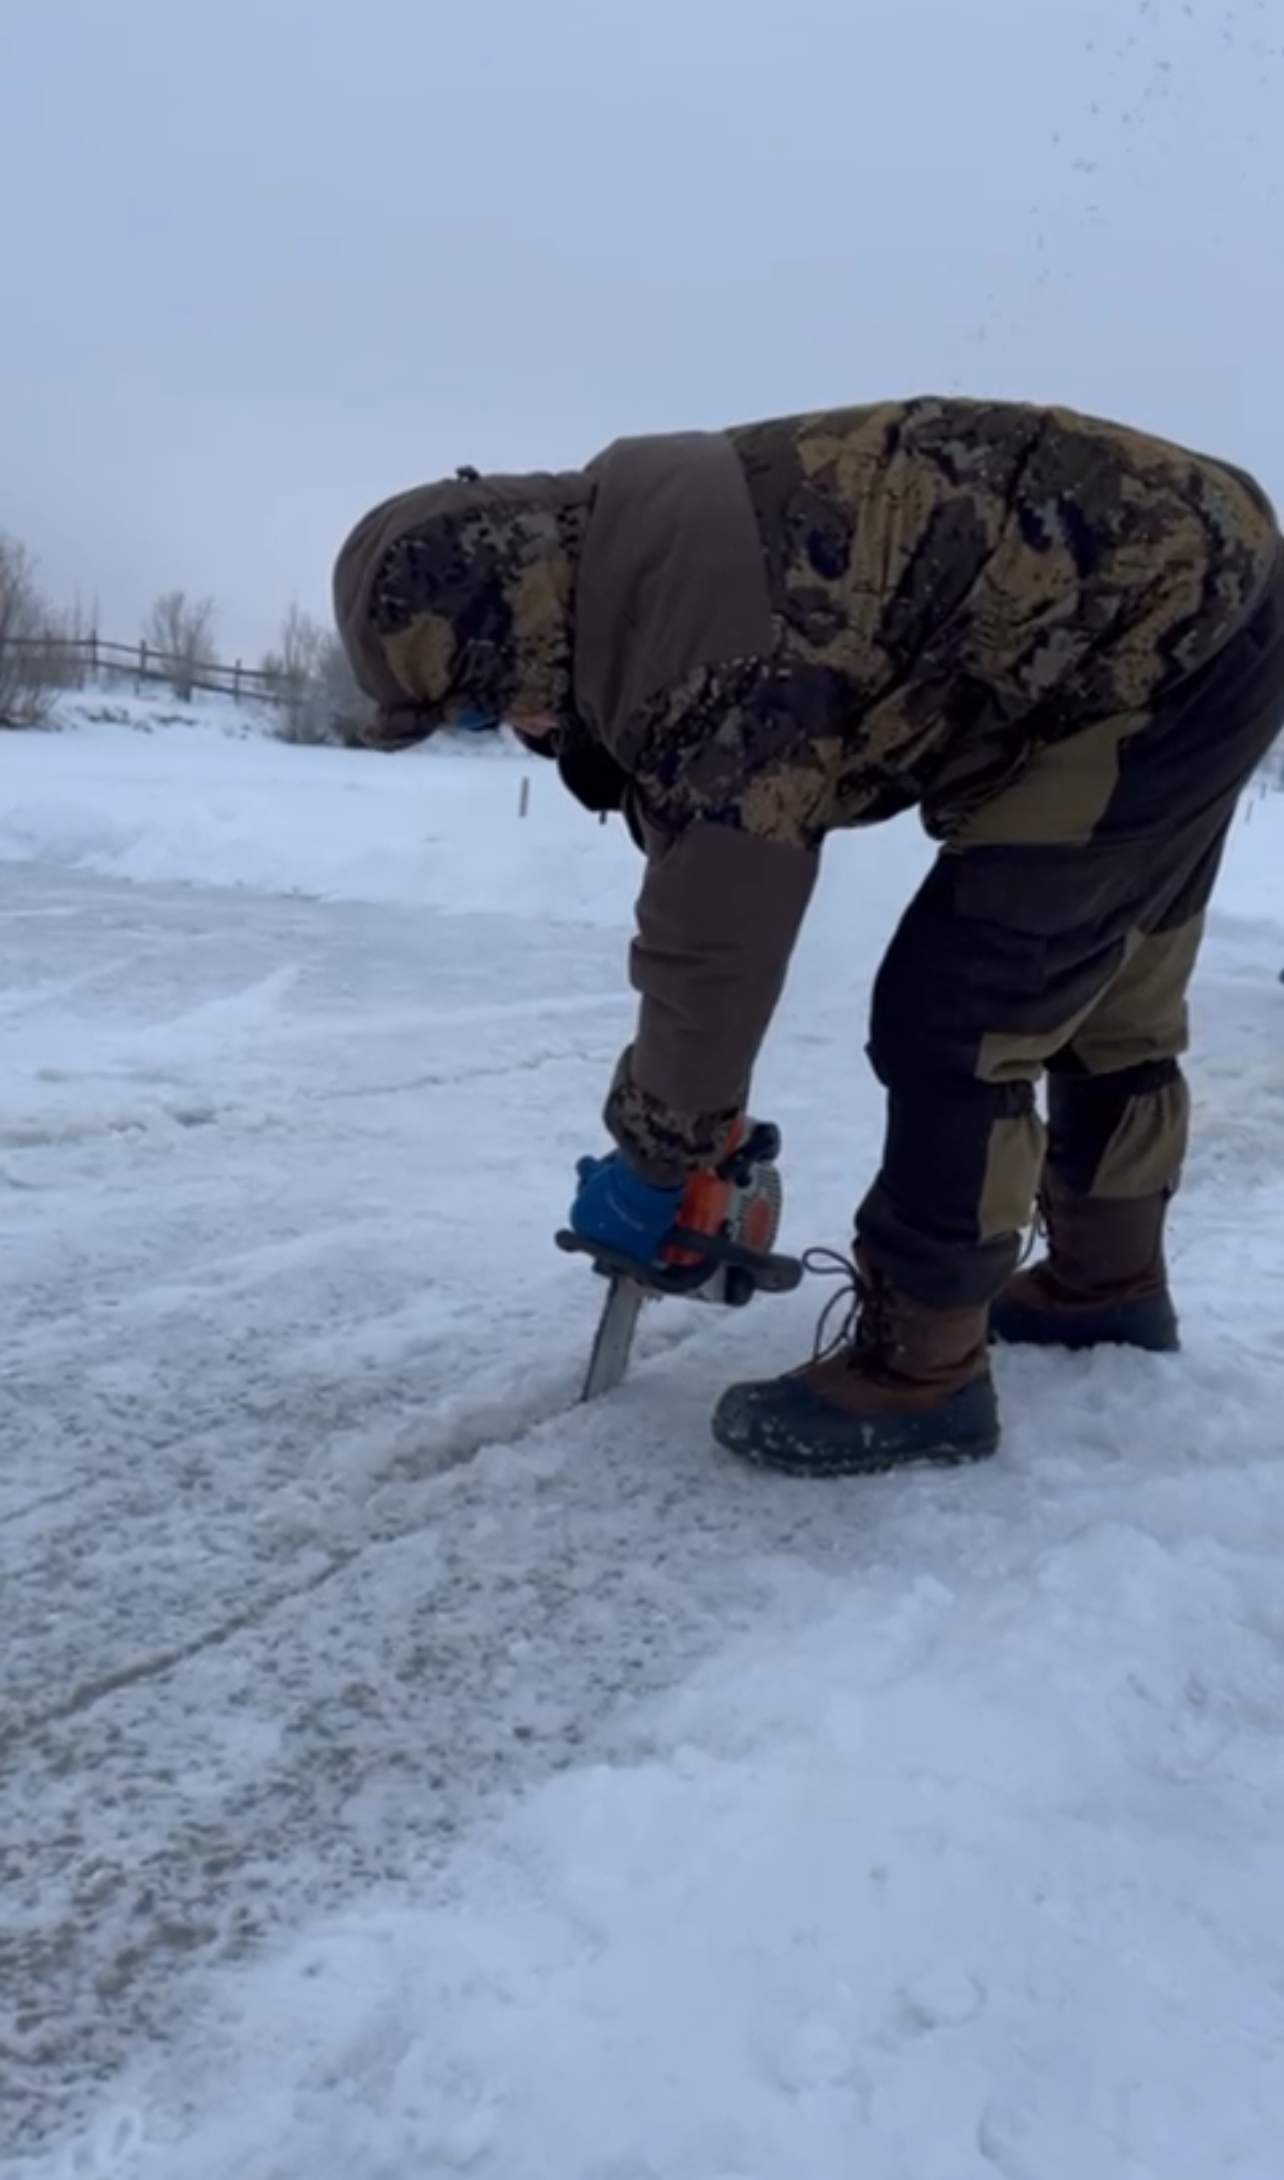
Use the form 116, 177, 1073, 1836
858, 554, 1284, 1309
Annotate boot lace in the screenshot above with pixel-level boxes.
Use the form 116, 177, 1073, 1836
801, 1247, 890, 1369
1017, 1193, 1048, 1270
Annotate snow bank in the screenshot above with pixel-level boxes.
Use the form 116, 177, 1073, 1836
0, 705, 638, 926
5, 701, 1283, 939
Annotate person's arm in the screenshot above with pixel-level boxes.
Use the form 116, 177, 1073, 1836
603, 823, 820, 1185
596, 649, 842, 1180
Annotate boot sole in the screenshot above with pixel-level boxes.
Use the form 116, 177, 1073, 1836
711, 1380, 1000, 1479
720, 1434, 1000, 1480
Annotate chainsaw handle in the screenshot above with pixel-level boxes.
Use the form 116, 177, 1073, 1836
555, 1228, 713, 1295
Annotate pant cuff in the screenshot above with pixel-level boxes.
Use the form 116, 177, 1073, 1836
856, 1178, 1024, 1311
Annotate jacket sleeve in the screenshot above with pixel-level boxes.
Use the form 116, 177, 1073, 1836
603, 819, 821, 1184
596, 646, 844, 1181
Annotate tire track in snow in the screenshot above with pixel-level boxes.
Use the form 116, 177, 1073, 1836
0, 1551, 360, 1754
0, 1304, 720, 1754
0, 1478, 85, 1533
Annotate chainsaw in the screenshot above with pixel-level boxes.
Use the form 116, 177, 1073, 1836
555, 1118, 804, 1401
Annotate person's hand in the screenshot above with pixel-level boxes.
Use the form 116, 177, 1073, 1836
569, 1153, 684, 1264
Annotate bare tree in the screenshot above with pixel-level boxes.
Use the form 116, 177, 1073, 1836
0, 535, 58, 727
313, 629, 377, 746
260, 603, 329, 714
21, 594, 96, 697
145, 590, 217, 701
262, 606, 375, 745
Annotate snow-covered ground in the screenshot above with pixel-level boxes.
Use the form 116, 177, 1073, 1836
3, 702, 1284, 2180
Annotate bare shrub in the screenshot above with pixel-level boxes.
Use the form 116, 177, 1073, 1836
260, 604, 328, 714
18, 596, 96, 697
144, 590, 217, 701
0, 536, 58, 727
263, 607, 376, 746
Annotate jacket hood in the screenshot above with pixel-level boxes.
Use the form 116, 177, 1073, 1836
331, 467, 593, 749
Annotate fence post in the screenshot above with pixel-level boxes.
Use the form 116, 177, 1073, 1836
137, 639, 147, 694
89, 630, 98, 684
232, 658, 241, 703
518, 776, 530, 818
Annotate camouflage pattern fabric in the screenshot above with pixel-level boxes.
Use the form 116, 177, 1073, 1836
601, 1047, 742, 1186
332, 470, 591, 747
372, 499, 584, 732
625, 398, 1280, 850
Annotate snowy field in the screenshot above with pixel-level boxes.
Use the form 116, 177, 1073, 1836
4, 699, 1284, 2180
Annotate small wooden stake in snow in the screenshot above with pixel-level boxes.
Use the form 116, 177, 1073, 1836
518, 776, 531, 818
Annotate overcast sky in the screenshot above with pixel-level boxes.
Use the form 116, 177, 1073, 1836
2, 0, 1281, 661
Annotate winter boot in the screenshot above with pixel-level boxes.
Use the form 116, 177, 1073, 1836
711, 1251, 1000, 1478
989, 1179, 1179, 1353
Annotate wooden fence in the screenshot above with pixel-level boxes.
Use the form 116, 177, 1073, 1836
9, 632, 291, 707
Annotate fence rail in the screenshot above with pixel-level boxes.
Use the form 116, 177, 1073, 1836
8, 632, 292, 706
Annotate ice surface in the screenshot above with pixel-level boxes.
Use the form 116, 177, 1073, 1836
3, 705, 1284, 2179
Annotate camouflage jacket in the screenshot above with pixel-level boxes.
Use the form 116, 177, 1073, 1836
334, 398, 1281, 1182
